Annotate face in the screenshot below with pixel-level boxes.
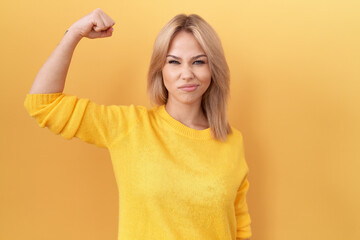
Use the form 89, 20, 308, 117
162, 30, 211, 106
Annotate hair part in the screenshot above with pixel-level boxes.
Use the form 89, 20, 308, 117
147, 14, 232, 141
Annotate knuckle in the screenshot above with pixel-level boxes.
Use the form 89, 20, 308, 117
92, 8, 102, 17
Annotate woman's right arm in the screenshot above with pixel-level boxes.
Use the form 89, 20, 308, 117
29, 8, 115, 94
24, 9, 140, 149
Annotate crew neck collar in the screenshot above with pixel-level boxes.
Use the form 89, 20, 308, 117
156, 105, 212, 140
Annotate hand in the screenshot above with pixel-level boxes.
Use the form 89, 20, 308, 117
67, 8, 115, 39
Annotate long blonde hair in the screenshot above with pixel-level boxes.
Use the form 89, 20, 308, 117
147, 14, 232, 141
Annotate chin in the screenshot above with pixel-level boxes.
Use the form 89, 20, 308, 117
167, 90, 205, 106
178, 96, 202, 105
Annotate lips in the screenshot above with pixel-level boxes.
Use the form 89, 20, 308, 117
178, 84, 199, 92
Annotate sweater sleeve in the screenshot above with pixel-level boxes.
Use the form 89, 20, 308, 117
24, 92, 144, 149
235, 174, 252, 239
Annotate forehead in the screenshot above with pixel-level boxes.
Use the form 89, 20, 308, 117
167, 31, 205, 56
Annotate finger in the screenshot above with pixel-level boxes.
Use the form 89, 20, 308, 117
100, 27, 114, 38
86, 8, 115, 38
91, 9, 109, 32
100, 11, 115, 28
93, 17, 114, 33
88, 27, 114, 39
92, 18, 106, 32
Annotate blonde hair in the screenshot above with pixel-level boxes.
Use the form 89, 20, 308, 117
147, 14, 232, 141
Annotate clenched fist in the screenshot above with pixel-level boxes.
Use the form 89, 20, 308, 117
67, 8, 115, 39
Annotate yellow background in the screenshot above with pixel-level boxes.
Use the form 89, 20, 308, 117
1, 0, 359, 239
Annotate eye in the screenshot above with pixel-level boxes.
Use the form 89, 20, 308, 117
193, 60, 205, 65
168, 60, 180, 64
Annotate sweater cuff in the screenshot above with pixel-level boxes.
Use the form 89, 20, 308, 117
237, 222, 252, 239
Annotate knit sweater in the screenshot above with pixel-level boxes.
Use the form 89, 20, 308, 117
24, 92, 252, 240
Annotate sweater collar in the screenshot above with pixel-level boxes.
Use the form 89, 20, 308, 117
155, 105, 213, 140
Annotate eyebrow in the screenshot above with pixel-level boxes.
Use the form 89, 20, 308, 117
166, 54, 207, 60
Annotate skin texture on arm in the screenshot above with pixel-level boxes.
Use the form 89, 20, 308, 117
29, 8, 115, 94
29, 31, 81, 93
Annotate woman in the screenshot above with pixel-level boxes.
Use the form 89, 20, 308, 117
24, 8, 252, 240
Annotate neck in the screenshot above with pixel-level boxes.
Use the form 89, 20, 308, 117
165, 98, 209, 130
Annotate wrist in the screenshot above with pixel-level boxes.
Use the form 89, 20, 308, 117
64, 27, 84, 43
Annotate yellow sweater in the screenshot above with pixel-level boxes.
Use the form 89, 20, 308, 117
24, 92, 252, 240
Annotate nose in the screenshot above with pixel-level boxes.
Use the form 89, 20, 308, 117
180, 64, 194, 80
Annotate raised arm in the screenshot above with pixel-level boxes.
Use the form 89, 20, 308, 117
29, 8, 115, 94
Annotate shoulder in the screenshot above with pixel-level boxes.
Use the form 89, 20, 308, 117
121, 104, 159, 113
229, 125, 245, 143
114, 104, 148, 114
101, 104, 149, 125
115, 104, 162, 123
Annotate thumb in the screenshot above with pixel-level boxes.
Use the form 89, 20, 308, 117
88, 27, 114, 39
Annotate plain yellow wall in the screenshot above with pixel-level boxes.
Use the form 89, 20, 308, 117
1, 0, 359, 239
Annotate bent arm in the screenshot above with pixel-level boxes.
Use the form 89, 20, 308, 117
28, 8, 115, 94
29, 31, 81, 94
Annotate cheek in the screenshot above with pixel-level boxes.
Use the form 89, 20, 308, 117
161, 66, 174, 90
198, 67, 212, 86
163, 66, 185, 87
